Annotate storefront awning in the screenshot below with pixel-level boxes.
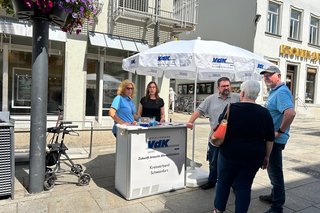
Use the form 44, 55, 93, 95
0, 17, 67, 42
89, 31, 149, 52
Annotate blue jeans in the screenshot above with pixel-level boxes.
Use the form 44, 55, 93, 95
214, 153, 260, 213
267, 143, 285, 212
207, 142, 219, 184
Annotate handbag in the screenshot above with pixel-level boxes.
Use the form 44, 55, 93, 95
211, 104, 231, 147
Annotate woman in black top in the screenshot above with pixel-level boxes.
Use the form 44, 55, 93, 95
213, 80, 275, 213
137, 81, 165, 122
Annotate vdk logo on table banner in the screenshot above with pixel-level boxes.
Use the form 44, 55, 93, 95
148, 139, 170, 149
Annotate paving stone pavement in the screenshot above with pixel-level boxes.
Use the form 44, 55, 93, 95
0, 113, 320, 213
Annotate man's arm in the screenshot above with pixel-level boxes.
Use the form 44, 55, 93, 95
275, 108, 296, 137
186, 111, 200, 129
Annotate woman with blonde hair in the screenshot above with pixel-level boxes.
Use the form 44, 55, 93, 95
137, 81, 165, 122
109, 80, 137, 137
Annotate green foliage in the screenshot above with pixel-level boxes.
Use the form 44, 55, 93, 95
0, 0, 15, 15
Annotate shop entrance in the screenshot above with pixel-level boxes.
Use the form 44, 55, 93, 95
286, 64, 297, 98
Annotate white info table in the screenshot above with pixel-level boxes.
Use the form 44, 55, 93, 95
115, 123, 187, 200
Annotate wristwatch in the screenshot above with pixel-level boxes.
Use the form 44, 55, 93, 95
277, 128, 285, 134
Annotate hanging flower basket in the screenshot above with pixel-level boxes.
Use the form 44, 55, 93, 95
9, 0, 98, 34
50, 5, 69, 27
11, 0, 68, 27
11, 0, 34, 20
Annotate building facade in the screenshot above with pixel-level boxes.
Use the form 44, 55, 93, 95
0, 0, 198, 127
179, 0, 320, 119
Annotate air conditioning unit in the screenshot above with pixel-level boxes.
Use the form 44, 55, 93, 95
0, 112, 14, 200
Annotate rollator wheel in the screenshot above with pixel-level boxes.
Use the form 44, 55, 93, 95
78, 173, 91, 186
44, 174, 56, 190
71, 164, 83, 174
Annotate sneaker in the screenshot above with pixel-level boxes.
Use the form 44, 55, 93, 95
259, 194, 272, 204
200, 182, 215, 190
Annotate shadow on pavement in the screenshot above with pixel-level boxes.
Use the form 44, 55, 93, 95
15, 162, 30, 191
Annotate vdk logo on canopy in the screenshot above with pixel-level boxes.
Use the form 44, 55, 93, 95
212, 57, 227, 63
257, 64, 264, 69
157, 55, 177, 66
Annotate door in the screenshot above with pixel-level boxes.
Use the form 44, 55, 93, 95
286, 65, 297, 99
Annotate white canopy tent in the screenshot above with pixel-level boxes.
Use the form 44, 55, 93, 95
122, 38, 275, 187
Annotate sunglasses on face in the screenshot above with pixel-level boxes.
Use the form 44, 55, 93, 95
126, 87, 133, 90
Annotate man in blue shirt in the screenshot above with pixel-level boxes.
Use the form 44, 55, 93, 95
259, 66, 296, 213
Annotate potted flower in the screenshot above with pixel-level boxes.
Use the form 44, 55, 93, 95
57, 0, 97, 34
0, 0, 97, 34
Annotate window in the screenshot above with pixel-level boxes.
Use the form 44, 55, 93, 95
267, 1, 280, 34
310, 16, 319, 45
305, 68, 316, 104
102, 62, 128, 115
290, 9, 302, 40
8, 51, 64, 114
85, 60, 129, 116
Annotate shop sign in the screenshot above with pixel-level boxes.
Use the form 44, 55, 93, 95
279, 44, 320, 62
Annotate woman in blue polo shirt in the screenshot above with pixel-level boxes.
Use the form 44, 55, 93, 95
109, 79, 137, 137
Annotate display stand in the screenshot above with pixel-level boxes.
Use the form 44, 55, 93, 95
115, 124, 187, 200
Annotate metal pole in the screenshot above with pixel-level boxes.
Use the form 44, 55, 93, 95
29, 17, 49, 193
154, 0, 160, 46
191, 69, 198, 169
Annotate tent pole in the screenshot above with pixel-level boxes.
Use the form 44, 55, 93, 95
191, 69, 198, 169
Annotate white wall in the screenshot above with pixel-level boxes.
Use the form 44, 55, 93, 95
64, 38, 87, 122
180, 0, 257, 51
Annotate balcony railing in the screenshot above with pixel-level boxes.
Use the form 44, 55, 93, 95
112, 0, 198, 32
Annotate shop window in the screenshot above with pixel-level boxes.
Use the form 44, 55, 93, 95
305, 68, 316, 104
85, 60, 128, 116
102, 62, 128, 116
8, 51, 63, 114
231, 82, 241, 93
309, 16, 319, 45
177, 83, 214, 95
86, 59, 99, 116
267, 1, 281, 35
289, 9, 302, 40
